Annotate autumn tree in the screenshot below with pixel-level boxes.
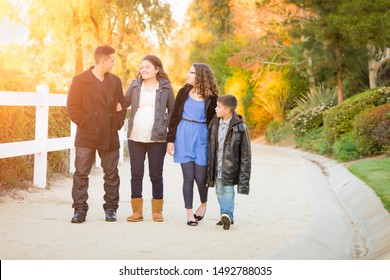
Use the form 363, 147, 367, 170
23, 0, 174, 89
227, 0, 304, 121
186, 0, 306, 134
188, 0, 233, 87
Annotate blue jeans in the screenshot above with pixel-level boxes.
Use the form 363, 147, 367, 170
215, 178, 235, 221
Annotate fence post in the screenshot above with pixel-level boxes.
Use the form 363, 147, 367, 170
119, 126, 125, 163
33, 85, 49, 188
69, 122, 76, 173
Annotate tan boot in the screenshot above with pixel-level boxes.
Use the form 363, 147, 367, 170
151, 198, 164, 222
127, 198, 143, 222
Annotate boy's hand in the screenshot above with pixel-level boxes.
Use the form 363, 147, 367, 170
116, 102, 122, 112
167, 142, 174, 156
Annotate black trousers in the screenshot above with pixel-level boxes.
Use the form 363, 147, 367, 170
128, 140, 167, 199
72, 147, 120, 213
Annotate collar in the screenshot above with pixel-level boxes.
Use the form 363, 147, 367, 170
141, 81, 159, 93
219, 115, 232, 126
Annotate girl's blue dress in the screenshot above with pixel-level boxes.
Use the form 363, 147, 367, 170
174, 96, 207, 166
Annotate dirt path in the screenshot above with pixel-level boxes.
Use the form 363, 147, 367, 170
0, 143, 388, 260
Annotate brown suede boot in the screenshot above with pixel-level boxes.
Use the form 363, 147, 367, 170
151, 198, 164, 222
127, 198, 143, 222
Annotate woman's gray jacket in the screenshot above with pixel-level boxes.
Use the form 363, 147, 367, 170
124, 78, 175, 141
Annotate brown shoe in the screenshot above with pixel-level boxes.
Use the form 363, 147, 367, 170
152, 198, 164, 222
127, 198, 143, 222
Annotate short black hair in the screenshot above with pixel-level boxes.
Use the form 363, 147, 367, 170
217, 94, 238, 112
94, 45, 115, 63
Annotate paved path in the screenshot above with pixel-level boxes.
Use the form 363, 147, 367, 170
0, 143, 389, 260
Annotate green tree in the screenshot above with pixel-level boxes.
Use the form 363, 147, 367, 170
286, 0, 390, 100
285, 0, 352, 103
333, 0, 390, 88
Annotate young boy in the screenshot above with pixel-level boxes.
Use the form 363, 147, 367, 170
207, 94, 251, 230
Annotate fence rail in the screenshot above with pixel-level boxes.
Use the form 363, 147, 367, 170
0, 85, 125, 188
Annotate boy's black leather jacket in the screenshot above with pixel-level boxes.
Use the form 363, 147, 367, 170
206, 112, 251, 194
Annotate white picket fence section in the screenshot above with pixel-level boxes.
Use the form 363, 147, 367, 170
0, 85, 126, 189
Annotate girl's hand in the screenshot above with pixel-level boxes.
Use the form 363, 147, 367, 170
116, 102, 122, 112
167, 142, 174, 156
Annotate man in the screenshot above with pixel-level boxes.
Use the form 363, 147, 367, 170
67, 45, 126, 223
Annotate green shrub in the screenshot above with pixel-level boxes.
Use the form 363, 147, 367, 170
353, 104, 390, 156
333, 133, 361, 162
324, 87, 390, 144
291, 102, 333, 137
289, 84, 336, 137
293, 84, 337, 115
264, 120, 293, 143
295, 127, 332, 155
372, 112, 390, 154
264, 120, 282, 143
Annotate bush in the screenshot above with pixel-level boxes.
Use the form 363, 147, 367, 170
247, 105, 273, 138
373, 120, 390, 155
324, 87, 390, 144
289, 84, 336, 137
353, 104, 390, 156
333, 133, 361, 162
0, 104, 70, 188
295, 127, 332, 155
292, 84, 337, 115
264, 120, 294, 143
290, 102, 333, 137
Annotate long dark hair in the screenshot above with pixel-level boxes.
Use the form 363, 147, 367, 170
192, 63, 219, 99
137, 55, 171, 83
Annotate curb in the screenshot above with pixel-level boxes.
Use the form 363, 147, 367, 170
277, 147, 390, 259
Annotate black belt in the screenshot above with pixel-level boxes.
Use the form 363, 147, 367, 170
182, 117, 207, 124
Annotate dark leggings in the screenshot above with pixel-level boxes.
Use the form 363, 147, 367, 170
128, 140, 166, 199
180, 161, 208, 209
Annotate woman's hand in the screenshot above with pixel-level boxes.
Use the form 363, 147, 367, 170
116, 102, 122, 112
167, 142, 174, 156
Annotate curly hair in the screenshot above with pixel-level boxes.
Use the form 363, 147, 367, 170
137, 55, 171, 83
192, 63, 220, 99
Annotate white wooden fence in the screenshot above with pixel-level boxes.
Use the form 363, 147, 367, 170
0, 86, 126, 189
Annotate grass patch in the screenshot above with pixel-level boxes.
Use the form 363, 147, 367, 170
348, 157, 390, 213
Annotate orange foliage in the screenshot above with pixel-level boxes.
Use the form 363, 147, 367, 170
228, 0, 304, 73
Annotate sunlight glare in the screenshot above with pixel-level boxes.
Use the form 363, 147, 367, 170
0, 19, 29, 45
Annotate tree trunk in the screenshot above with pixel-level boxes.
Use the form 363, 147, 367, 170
368, 44, 377, 89
337, 62, 343, 104
335, 47, 343, 104
302, 36, 316, 94
368, 45, 390, 89
75, 42, 83, 75
70, 1, 83, 75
